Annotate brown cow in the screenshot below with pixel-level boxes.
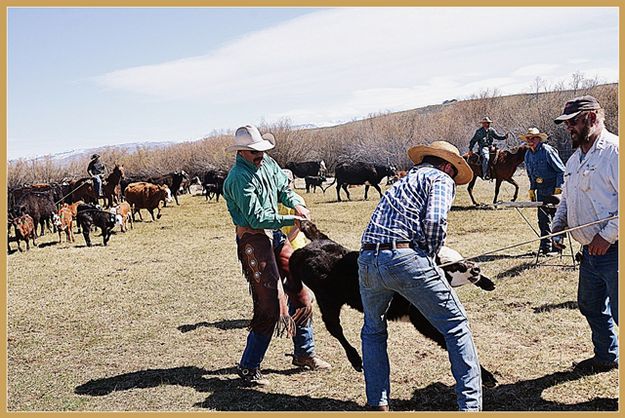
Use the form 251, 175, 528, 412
124, 182, 173, 222
62, 200, 84, 233
12, 214, 36, 252
114, 201, 133, 232
54, 206, 75, 243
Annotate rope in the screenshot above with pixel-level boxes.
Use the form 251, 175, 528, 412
54, 181, 92, 206
77, 208, 116, 216
514, 207, 540, 237
438, 215, 619, 268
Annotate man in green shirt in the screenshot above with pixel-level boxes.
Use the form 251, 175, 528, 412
468, 116, 508, 180
223, 125, 330, 387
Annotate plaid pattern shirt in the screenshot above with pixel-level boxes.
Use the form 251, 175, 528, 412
361, 163, 456, 257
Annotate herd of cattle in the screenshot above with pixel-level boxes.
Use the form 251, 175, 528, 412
7, 159, 402, 253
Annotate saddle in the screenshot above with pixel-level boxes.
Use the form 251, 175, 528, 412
488, 146, 500, 176
468, 146, 499, 178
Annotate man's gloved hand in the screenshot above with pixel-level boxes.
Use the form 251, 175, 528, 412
554, 187, 562, 195
551, 226, 566, 250
528, 189, 536, 202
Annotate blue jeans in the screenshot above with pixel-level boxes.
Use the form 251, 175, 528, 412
536, 189, 556, 251
239, 302, 316, 369
92, 175, 103, 197
358, 248, 482, 411
479, 147, 490, 178
578, 243, 619, 363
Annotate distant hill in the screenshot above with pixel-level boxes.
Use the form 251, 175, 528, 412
13, 141, 175, 164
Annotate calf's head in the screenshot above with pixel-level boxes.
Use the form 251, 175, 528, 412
437, 246, 495, 291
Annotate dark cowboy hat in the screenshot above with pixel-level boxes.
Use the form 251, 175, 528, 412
554, 95, 601, 124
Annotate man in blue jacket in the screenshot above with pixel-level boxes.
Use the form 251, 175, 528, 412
520, 128, 565, 255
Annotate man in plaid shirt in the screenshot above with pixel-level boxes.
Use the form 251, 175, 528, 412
358, 141, 482, 411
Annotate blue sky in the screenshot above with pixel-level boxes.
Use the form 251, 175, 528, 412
8, 7, 619, 160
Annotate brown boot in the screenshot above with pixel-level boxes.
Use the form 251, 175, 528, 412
292, 355, 331, 371
366, 404, 390, 411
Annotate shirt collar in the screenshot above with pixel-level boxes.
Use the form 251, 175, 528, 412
592, 128, 608, 151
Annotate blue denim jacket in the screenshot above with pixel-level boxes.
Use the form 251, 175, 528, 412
524, 142, 565, 191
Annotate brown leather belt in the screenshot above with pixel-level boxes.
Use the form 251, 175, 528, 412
361, 242, 412, 251
235, 225, 272, 239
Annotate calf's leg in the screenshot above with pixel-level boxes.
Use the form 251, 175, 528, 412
319, 301, 363, 371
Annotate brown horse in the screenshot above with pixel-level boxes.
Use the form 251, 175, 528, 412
102, 164, 124, 208
69, 164, 124, 207
463, 145, 528, 205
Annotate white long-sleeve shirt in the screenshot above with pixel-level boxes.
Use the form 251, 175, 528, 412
552, 128, 619, 245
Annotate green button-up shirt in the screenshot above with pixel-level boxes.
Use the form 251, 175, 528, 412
223, 153, 305, 229
469, 126, 506, 151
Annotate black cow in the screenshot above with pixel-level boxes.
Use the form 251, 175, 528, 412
147, 171, 189, 206
285, 160, 327, 179
76, 203, 117, 247
304, 175, 326, 193
12, 191, 57, 237
289, 220, 498, 388
330, 162, 396, 201
202, 169, 228, 202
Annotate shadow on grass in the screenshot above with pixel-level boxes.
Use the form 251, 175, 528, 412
533, 301, 578, 314
401, 369, 617, 411
74, 365, 616, 411
75, 365, 358, 410
36, 241, 59, 248
471, 252, 535, 263
73, 244, 104, 248
178, 319, 249, 333
495, 262, 536, 279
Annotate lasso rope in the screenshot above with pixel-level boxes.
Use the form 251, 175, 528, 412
438, 215, 619, 268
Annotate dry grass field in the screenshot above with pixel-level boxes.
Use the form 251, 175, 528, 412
7, 173, 618, 411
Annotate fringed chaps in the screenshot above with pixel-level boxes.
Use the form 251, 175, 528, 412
238, 232, 295, 338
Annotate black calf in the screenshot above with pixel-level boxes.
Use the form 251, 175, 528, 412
76, 203, 117, 247
289, 220, 498, 388
305, 175, 326, 193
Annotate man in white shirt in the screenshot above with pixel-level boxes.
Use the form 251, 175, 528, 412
552, 95, 618, 374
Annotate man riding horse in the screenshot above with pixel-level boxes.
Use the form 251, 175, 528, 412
468, 116, 508, 180
87, 154, 106, 198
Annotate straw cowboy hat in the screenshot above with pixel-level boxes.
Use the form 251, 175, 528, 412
480, 116, 493, 124
225, 125, 276, 152
407, 141, 473, 185
519, 127, 548, 142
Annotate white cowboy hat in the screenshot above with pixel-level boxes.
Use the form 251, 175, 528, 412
407, 141, 473, 185
519, 127, 548, 142
480, 116, 493, 124
225, 125, 276, 152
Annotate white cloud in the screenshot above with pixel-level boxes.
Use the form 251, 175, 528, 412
512, 64, 560, 77
93, 7, 618, 127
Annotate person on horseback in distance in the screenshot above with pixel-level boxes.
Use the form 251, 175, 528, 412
87, 154, 106, 198
468, 116, 508, 180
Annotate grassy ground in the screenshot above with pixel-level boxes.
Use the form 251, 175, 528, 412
7, 174, 618, 411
